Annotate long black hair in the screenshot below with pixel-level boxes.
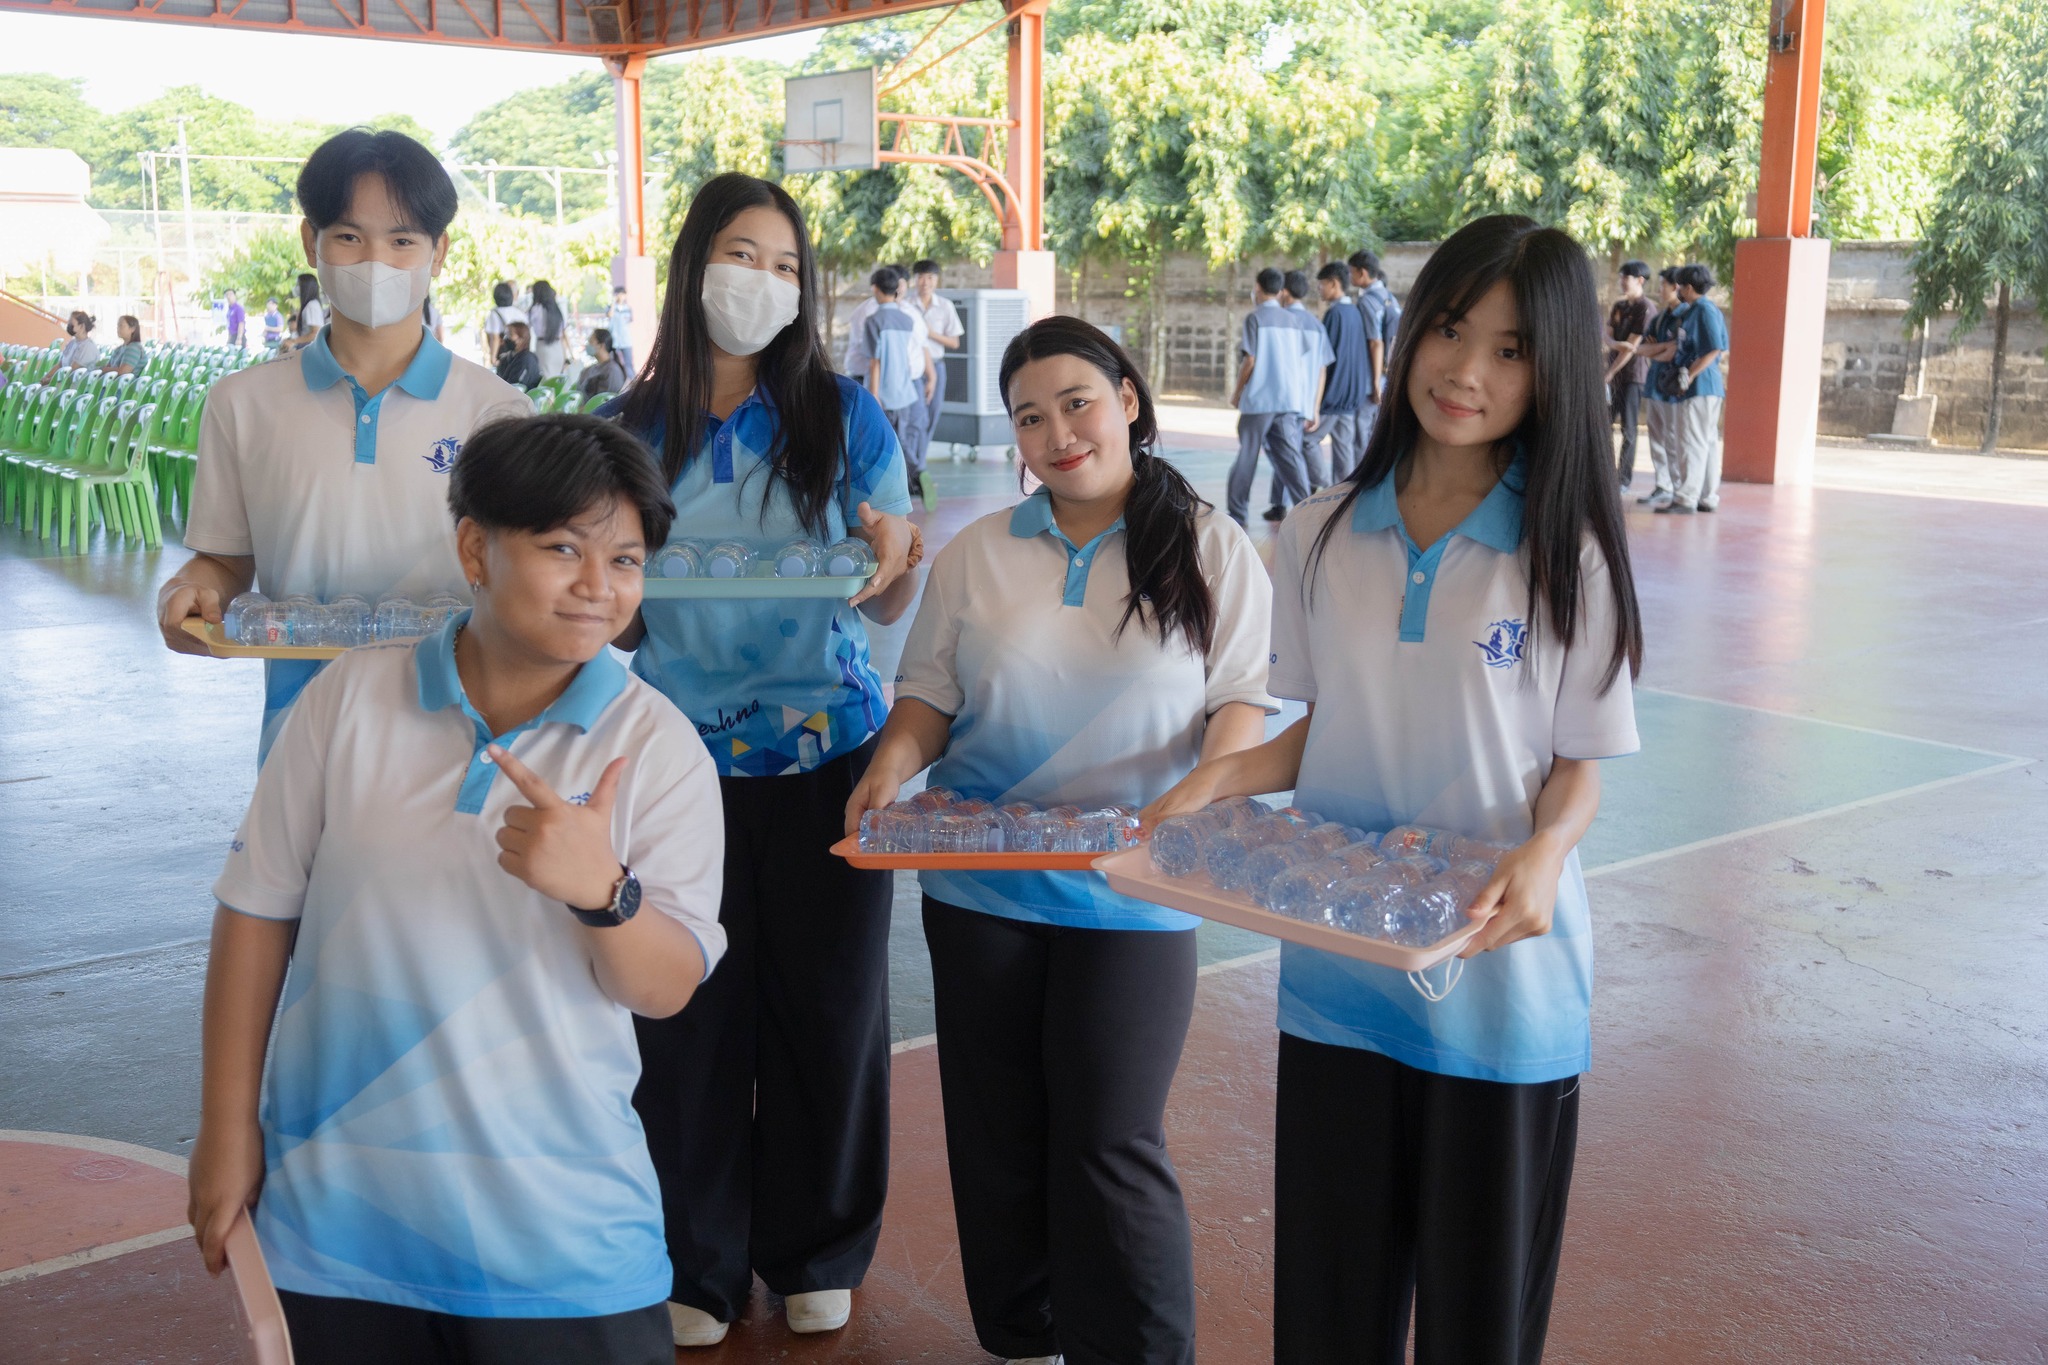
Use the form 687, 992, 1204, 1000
296, 272, 319, 315
1308, 214, 1642, 689
997, 315, 1216, 656
620, 173, 845, 536
530, 279, 563, 338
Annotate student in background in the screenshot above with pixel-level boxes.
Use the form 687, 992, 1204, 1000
1278, 267, 1333, 497
1662, 264, 1727, 515
224, 290, 247, 350
1314, 262, 1372, 484
1349, 251, 1401, 437
187, 413, 725, 1365
607, 172, 920, 1351
49, 311, 99, 377
1602, 261, 1653, 491
849, 316, 1274, 1365
156, 128, 531, 761
289, 274, 325, 351
496, 321, 543, 391
1152, 215, 1642, 1365
1635, 267, 1688, 509
579, 328, 630, 400
609, 284, 637, 374
422, 291, 446, 344
102, 316, 147, 376
262, 297, 285, 350
1227, 268, 1314, 528
865, 266, 938, 507
483, 281, 521, 366
911, 259, 962, 469
530, 279, 568, 379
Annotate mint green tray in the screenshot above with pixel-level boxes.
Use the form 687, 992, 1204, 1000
640, 575, 871, 600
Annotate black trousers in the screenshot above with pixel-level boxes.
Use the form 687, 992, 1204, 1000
1610, 378, 1642, 484
277, 1291, 669, 1365
1274, 1034, 1580, 1365
632, 739, 894, 1321
922, 896, 1198, 1365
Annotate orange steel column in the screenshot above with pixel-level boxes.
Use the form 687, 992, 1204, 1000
992, 0, 1055, 319
1726, 0, 1831, 484
607, 54, 658, 365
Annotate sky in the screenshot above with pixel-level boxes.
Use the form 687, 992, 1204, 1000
0, 11, 820, 141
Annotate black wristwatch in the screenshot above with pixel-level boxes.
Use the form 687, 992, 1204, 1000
569, 867, 641, 928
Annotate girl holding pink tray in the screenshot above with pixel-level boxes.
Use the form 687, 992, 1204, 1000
1149, 216, 1644, 1365
846, 317, 1275, 1365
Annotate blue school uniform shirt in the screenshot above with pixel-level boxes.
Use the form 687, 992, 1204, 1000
1680, 297, 1729, 399
893, 493, 1275, 930
1320, 296, 1372, 414
1265, 466, 1639, 1084
607, 376, 912, 777
864, 302, 923, 412
1238, 300, 1330, 415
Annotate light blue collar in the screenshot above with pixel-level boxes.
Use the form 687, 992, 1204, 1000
1352, 453, 1526, 553
1256, 298, 1282, 310
414, 610, 629, 734
301, 324, 452, 401
1007, 488, 1126, 545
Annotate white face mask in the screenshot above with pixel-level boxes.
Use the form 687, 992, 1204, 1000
700, 262, 800, 357
316, 244, 433, 330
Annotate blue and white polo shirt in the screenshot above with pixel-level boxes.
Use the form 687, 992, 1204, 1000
1239, 299, 1334, 417
184, 325, 532, 760
213, 614, 726, 1317
864, 301, 926, 413
896, 491, 1276, 930
1267, 465, 1639, 1083
613, 375, 913, 777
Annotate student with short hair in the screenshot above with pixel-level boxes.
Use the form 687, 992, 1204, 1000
1156, 216, 1642, 1365
1275, 267, 1334, 496
865, 266, 938, 504
609, 284, 637, 373
225, 289, 247, 350
1603, 261, 1654, 491
911, 259, 962, 472
1662, 264, 1727, 514
1348, 250, 1402, 437
186, 412, 726, 1365
607, 172, 921, 1350
1228, 267, 1316, 527
1314, 261, 1372, 484
262, 297, 285, 350
484, 280, 522, 365
1635, 267, 1688, 507
157, 128, 531, 761
850, 316, 1273, 1365
497, 320, 543, 391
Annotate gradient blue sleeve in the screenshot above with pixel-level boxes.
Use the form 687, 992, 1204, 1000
837, 376, 913, 518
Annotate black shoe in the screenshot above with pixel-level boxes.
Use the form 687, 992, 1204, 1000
1262, 505, 1287, 522
1655, 502, 1695, 515
1636, 490, 1664, 505
1697, 501, 1717, 513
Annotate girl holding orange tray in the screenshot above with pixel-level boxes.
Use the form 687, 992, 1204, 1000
846, 317, 1274, 1365
1148, 216, 1644, 1365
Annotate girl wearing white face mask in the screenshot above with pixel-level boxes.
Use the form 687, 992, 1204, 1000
157, 129, 531, 763
603, 172, 920, 1351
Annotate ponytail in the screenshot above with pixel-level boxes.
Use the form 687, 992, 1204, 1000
1117, 446, 1215, 655
997, 315, 1216, 656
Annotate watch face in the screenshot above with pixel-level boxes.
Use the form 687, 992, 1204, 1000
615, 870, 642, 922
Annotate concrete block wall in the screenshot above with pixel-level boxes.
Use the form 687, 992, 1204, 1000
829, 241, 2044, 448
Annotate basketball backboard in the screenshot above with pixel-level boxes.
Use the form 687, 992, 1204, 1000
783, 67, 879, 174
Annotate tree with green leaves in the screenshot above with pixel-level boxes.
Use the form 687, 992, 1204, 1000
1455, 0, 1580, 224
201, 223, 307, 311
1906, 0, 2048, 452
1566, 0, 1675, 259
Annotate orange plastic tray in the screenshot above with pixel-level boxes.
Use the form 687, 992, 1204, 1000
829, 835, 1119, 871
223, 1210, 296, 1364
1092, 845, 1485, 970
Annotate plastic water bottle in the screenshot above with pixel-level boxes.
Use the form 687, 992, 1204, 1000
650, 543, 702, 579
323, 594, 371, 648
1237, 824, 1366, 901
278, 595, 320, 646
773, 538, 824, 578
931, 812, 1004, 853
1061, 808, 1142, 853
1381, 886, 1469, 947
996, 803, 1039, 847
1380, 825, 1460, 861
1320, 857, 1448, 932
422, 593, 467, 632
1150, 795, 1267, 877
1257, 838, 1388, 914
372, 596, 425, 642
905, 787, 958, 813
1449, 834, 1515, 865
704, 541, 755, 579
824, 538, 877, 578
860, 807, 928, 853
1205, 808, 1320, 890
1017, 804, 1085, 852
224, 592, 269, 645
1440, 858, 1497, 900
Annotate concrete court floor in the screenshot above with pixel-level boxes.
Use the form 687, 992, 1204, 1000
2, 430, 2045, 1362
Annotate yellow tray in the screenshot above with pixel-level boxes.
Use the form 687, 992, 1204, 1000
182, 617, 342, 661
641, 574, 872, 600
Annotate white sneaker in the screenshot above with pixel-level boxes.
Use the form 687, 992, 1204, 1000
785, 1288, 852, 1333
1008, 1356, 1064, 1364
668, 1301, 729, 1347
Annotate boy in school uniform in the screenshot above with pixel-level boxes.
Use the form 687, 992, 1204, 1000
1229, 268, 1322, 527
865, 266, 938, 507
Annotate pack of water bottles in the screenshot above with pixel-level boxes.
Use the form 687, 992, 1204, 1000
859, 788, 1143, 856
221, 592, 467, 649
648, 537, 878, 582
1150, 797, 1510, 948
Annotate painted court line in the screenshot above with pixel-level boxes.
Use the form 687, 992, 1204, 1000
0, 1132, 192, 1285
0, 1225, 192, 1287
1636, 685, 2028, 762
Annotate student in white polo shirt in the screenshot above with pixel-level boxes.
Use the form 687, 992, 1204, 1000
185, 413, 726, 1365
848, 317, 1274, 1365
158, 129, 531, 762
1152, 217, 1643, 1364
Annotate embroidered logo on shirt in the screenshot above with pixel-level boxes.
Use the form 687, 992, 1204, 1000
567, 792, 592, 806
424, 437, 461, 473
1475, 619, 1528, 669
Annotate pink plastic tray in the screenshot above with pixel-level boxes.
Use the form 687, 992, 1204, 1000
223, 1211, 296, 1364
829, 835, 1112, 871
1091, 845, 1485, 970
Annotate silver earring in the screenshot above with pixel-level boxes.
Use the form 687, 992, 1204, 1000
468, 580, 482, 592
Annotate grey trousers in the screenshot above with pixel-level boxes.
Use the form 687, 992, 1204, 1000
1231, 411, 1309, 524
1675, 395, 1724, 509
1318, 410, 1368, 485
1644, 399, 1677, 495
